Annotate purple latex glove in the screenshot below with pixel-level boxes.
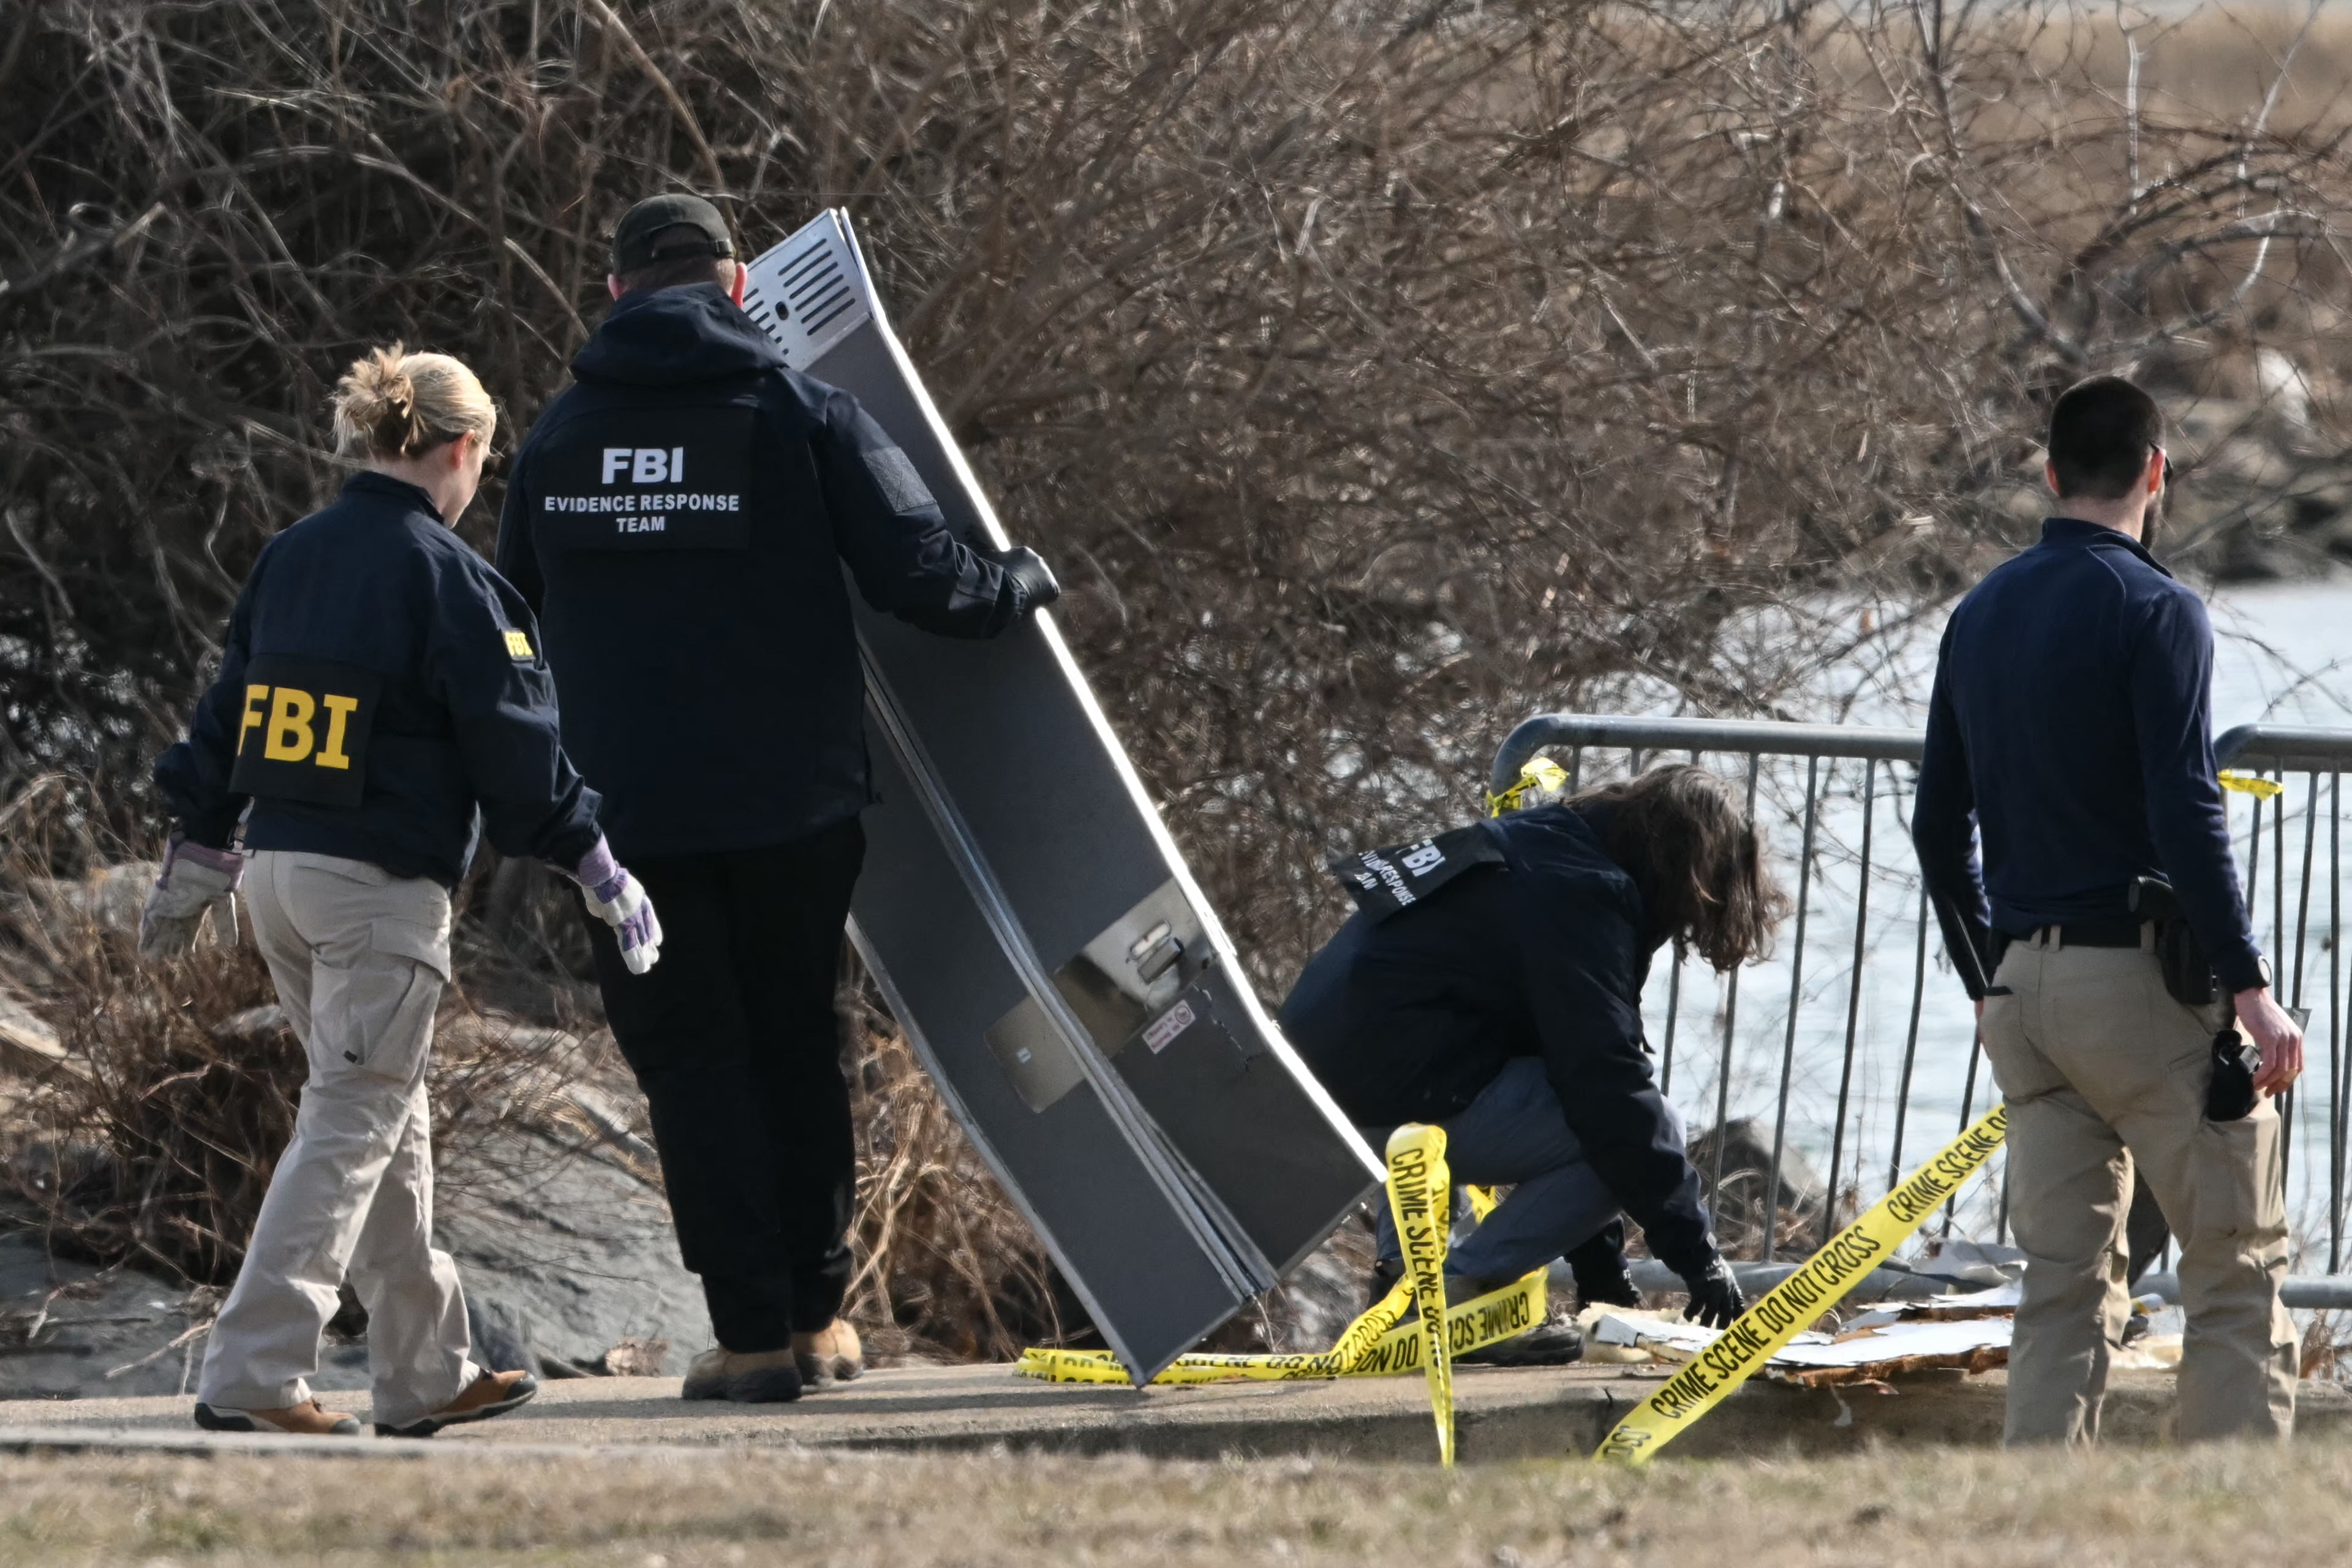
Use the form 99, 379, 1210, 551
573, 837, 663, 974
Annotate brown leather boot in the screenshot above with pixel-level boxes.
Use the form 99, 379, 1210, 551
792, 1320, 864, 1389
375, 1369, 538, 1438
681, 1346, 802, 1403
193, 1398, 363, 1436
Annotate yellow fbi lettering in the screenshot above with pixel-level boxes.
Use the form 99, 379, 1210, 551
228, 657, 380, 809
240, 684, 360, 771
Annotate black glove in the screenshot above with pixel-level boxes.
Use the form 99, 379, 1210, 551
1679, 1257, 1745, 1329
993, 545, 1061, 613
1565, 1219, 1642, 1310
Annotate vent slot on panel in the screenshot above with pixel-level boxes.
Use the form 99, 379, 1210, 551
783, 242, 855, 336
742, 213, 873, 366
740, 284, 789, 349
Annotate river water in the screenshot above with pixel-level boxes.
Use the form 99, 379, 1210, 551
1625, 578, 2352, 1256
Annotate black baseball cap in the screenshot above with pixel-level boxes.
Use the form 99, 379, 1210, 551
609, 194, 735, 274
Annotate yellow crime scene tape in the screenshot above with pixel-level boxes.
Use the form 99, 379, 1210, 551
2220, 770, 2285, 799
1012, 1268, 1540, 1386
1485, 755, 1569, 817
1018, 1128, 1534, 1466
1594, 1103, 2008, 1465
1388, 1124, 1456, 1465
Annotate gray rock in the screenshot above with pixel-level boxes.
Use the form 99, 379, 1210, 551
0, 1234, 370, 1404
211, 1005, 288, 1046
0, 1233, 189, 1401
2322, 514, 2352, 562
0, 982, 69, 1080
2, 1108, 708, 1401
435, 1123, 712, 1373
25, 864, 163, 937
1262, 1219, 1378, 1352
1689, 1117, 1828, 1256
464, 1290, 543, 1380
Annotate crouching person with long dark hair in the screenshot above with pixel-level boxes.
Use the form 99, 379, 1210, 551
1281, 764, 1787, 1361
143, 347, 663, 1438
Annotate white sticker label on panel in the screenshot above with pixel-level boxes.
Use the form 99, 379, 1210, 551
1143, 1001, 1197, 1055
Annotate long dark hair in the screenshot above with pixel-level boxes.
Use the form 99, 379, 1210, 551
1574, 763, 1789, 971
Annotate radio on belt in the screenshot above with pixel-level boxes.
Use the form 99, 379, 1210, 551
740, 210, 1381, 1384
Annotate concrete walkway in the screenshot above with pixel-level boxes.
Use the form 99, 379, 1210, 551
2, 1362, 2344, 1463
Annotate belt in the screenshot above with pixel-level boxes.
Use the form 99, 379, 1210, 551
2000, 919, 2147, 949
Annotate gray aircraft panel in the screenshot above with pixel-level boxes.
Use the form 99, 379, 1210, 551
848, 737, 1243, 1364
852, 617, 1250, 1377
742, 211, 1381, 1378
851, 584, 1163, 964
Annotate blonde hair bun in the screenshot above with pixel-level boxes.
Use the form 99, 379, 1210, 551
331, 344, 496, 462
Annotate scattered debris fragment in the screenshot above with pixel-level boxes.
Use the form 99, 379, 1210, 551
1842, 1282, 2021, 1329
1596, 1310, 2016, 1387
601, 1336, 671, 1378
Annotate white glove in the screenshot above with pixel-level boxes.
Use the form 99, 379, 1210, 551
573, 838, 662, 975
138, 835, 243, 960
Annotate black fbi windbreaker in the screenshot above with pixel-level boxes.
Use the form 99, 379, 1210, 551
495, 282, 1023, 859
155, 470, 605, 886
1278, 802, 1717, 1276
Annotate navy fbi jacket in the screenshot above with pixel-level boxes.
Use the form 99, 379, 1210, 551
496, 282, 1026, 860
1280, 803, 1717, 1277
156, 472, 605, 887
1913, 518, 2263, 996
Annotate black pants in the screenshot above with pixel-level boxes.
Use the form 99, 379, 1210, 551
585, 819, 865, 1353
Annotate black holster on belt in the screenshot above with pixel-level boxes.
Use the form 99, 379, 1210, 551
2130, 875, 2215, 1008
2130, 878, 2253, 1120
2207, 996, 2261, 1122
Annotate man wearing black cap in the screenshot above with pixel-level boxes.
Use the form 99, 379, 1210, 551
497, 194, 1061, 1405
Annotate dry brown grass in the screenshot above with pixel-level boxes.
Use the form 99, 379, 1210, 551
0, 776, 1075, 1362
0, 778, 292, 1282
10, 0, 2352, 1368
2, 1438, 2351, 1566
838, 978, 1066, 1362
12, 1, 2352, 998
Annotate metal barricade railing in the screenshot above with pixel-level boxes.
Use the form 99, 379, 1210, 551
1487, 713, 2352, 1272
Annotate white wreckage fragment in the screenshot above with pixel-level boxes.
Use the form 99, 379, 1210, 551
1594, 1300, 2015, 1388
1841, 1281, 2019, 1330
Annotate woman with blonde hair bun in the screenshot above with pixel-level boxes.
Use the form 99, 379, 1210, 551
145, 344, 663, 1438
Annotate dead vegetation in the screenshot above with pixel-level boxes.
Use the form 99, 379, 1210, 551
0, 778, 1069, 1363
8, 0, 2352, 1359
9, 1436, 2352, 1566
837, 979, 1065, 1362
0, 780, 293, 1284
8, 1, 2352, 987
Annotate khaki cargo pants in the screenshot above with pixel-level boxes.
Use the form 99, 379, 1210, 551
195, 851, 479, 1430
1981, 930, 2296, 1446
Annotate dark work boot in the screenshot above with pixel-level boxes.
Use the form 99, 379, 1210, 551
682, 1346, 802, 1404
1458, 1314, 1585, 1366
1566, 1220, 1642, 1310
1435, 1270, 1586, 1367
1364, 1257, 1406, 1311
